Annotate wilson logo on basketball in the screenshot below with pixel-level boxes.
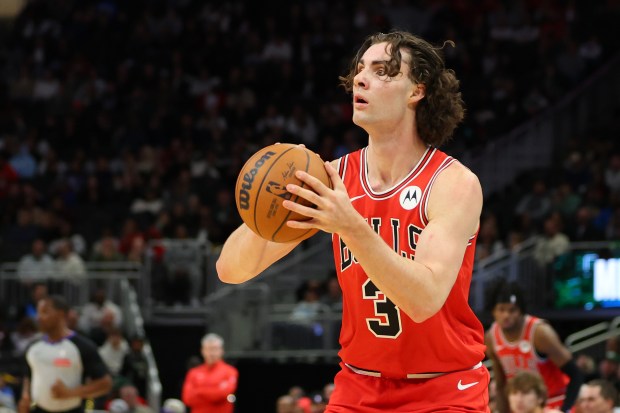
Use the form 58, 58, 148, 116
237, 151, 276, 210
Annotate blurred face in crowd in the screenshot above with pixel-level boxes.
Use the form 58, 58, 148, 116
578, 385, 613, 413
508, 388, 543, 413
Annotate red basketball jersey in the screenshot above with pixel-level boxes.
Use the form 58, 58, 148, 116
332, 147, 486, 378
490, 315, 569, 403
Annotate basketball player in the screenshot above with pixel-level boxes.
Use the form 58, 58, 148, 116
218, 31, 490, 411
485, 280, 583, 413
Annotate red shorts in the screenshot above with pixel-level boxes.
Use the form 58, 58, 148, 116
325, 361, 491, 413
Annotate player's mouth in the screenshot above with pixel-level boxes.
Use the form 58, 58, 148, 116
353, 94, 368, 108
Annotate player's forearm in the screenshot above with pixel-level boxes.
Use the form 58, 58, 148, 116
73, 376, 112, 399
216, 224, 298, 284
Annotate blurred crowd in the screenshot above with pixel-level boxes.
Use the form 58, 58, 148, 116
1, 0, 619, 268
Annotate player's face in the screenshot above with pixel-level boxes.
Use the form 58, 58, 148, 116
351, 42, 419, 133
492, 302, 522, 330
578, 385, 611, 413
508, 389, 542, 413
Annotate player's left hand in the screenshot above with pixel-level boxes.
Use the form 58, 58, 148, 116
51, 379, 74, 399
283, 161, 363, 236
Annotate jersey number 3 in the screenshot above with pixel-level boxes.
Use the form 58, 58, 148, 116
363, 279, 402, 338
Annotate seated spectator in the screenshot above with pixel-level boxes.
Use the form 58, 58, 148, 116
10, 316, 40, 357
118, 384, 153, 413
54, 238, 86, 281
0, 374, 16, 412
120, 337, 149, 398
533, 216, 570, 268
99, 328, 130, 376
275, 395, 299, 413
577, 379, 619, 413
506, 371, 563, 413
79, 289, 123, 344
290, 280, 324, 323
161, 399, 186, 413
90, 235, 124, 263
17, 282, 48, 322
16, 239, 55, 283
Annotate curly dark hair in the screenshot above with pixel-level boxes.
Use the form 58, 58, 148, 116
339, 31, 465, 148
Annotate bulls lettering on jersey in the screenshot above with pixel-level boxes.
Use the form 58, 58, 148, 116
332, 146, 485, 378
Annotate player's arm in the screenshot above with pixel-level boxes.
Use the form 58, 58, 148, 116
18, 378, 31, 413
216, 224, 301, 284
50, 375, 112, 399
534, 322, 583, 412
485, 331, 510, 413
285, 161, 481, 322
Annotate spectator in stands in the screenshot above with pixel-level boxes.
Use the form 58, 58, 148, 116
276, 394, 300, 413
577, 379, 619, 413
118, 384, 154, 413
53, 238, 86, 281
604, 154, 620, 195
181, 333, 238, 413
9, 316, 40, 357
576, 354, 601, 383
90, 235, 124, 263
120, 336, 149, 399
514, 178, 553, 228
0, 374, 16, 412
79, 289, 123, 345
533, 216, 570, 268
161, 399, 186, 413
485, 279, 583, 412
99, 328, 130, 377
16, 239, 55, 284
506, 371, 563, 413
320, 275, 342, 310
596, 351, 620, 393
17, 282, 48, 322
290, 280, 324, 323
570, 206, 604, 242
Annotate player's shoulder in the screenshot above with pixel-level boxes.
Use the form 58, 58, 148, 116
68, 331, 99, 350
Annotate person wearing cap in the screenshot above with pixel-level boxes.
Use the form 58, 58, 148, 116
181, 333, 237, 413
485, 280, 583, 413
18, 295, 113, 413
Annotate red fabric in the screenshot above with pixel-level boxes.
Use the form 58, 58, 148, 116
332, 147, 486, 378
181, 361, 239, 413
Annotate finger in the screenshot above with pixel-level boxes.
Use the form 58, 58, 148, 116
324, 161, 346, 191
294, 170, 330, 195
282, 199, 319, 219
286, 183, 322, 207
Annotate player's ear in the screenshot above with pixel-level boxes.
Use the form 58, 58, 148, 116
409, 83, 425, 104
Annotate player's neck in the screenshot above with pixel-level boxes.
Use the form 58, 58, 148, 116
46, 326, 72, 342
366, 137, 428, 190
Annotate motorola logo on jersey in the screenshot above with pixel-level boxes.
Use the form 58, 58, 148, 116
399, 186, 422, 210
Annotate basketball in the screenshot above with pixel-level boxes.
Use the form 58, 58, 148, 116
235, 143, 332, 243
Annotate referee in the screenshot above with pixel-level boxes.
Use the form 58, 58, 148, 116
18, 295, 113, 413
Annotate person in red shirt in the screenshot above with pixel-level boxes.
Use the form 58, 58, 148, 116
485, 280, 583, 413
181, 333, 238, 413
217, 30, 489, 411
